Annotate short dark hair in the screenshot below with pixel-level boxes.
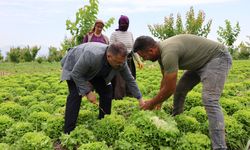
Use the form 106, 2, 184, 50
107, 42, 128, 57
133, 36, 156, 52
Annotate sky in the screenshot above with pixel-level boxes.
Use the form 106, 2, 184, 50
0, 0, 249, 57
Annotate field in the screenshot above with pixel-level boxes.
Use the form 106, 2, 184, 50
0, 60, 249, 150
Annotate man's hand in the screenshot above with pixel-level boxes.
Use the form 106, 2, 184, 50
138, 99, 145, 108
137, 62, 144, 69
86, 91, 97, 104
154, 102, 163, 110
140, 100, 156, 110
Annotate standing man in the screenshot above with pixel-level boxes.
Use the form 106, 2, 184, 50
133, 34, 232, 150
61, 42, 143, 134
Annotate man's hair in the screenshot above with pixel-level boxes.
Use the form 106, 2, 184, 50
107, 42, 128, 57
133, 36, 156, 52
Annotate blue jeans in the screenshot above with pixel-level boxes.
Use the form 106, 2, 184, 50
173, 51, 232, 150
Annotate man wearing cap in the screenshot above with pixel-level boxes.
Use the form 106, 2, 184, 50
83, 19, 109, 44
61, 42, 143, 134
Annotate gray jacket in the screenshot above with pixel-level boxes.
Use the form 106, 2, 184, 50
61, 42, 142, 99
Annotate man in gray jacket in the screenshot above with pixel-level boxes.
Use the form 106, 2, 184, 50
61, 42, 143, 134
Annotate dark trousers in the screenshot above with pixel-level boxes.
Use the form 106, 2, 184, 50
64, 77, 113, 134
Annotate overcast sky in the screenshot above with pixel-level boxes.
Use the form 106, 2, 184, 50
0, 0, 249, 56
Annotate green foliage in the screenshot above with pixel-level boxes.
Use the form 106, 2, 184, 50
225, 116, 248, 150
114, 124, 148, 150
47, 46, 64, 62
186, 106, 207, 123
0, 61, 250, 148
174, 114, 200, 133
13, 132, 53, 150
0, 50, 4, 62
237, 36, 250, 60
43, 115, 64, 139
0, 91, 13, 102
36, 56, 47, 64
60, 125, 96, 150
6, 46, 41, 63
220, 98, 243, 115
112, 99, 139, 118
94, 114, 126, 146
28, 111, 51, 131
50, 95, 66, 108
184, 91, 202, 111
0, 143, 10, 150
129, 111, 179, 148
7, 47, 21, 63
148, 6, 212, 40
0, 115, 14, 139
0, 101, 25, 120
78, 142, 110, 150
161, 99, 174, 115
217, 20, 240, 56
176, 132, 211, 150
233, 109, 250, 137
77, 110, 98, 129
65, 0, 114, 46
60, 37, 75, 54
3, 122, 34, 144
28, 102, 54, 114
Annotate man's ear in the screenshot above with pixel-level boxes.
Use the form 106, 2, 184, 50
107, 52, 112, 58
148, 47, 155, 54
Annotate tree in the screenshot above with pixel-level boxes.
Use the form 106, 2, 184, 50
21, 46, 33, 62
6, 46, 41, 62
7, 47, 21, 63
217, 20, 240, 55
30, 46, 41, 61
60, 36, 75, 54
237, 36, 250, 60
0, 50, 3, 62
66, 0, 114, 46
148, 6, 212, 40
47, 46, 64, 62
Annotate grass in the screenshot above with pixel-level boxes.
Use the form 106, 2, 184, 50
0, 62, 61, 75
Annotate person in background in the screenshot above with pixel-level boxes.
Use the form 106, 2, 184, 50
110, 15, 144, 99
133, 34, 232, 150
83, 19, 109, 44
61, 42, 143, 134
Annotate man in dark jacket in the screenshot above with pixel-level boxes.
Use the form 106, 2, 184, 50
61, 42, 143, 134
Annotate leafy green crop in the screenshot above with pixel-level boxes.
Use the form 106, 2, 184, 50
0, 115, 14, 138
225, 116, 248, 150
13, 132, 53, 150
233, 109, 250, 136
129, 111, 180, 148
60, 125, 96, 150
3, 122, 34, 144
114, 124, 148, 150
174, 114, 200, 133
186, 106, 207, 123
42, 115, 64, 139
176, 132, 211, 150
0, 101, 25, 120
78, 142, 110, 150
28, 111, 51, 131
0, 143, 10, 150
94, 114, 126, 146
112, 99, 139, 119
